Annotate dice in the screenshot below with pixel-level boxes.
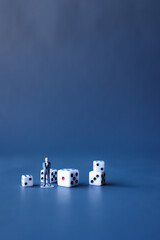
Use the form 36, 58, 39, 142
21, 175, 33, 187
93, 160, 105, 173
89, 171, 105, 186
57, 169, 79, 187
40, 169, 57, 183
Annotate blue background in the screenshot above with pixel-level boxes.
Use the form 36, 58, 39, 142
0, 1, 160, 240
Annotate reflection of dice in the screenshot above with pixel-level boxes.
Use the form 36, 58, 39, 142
93, 160, 105, 172
57, 169, 79, 187
40, 169, 57, 183
89, 171, 105, 186
21, 175, 33, 187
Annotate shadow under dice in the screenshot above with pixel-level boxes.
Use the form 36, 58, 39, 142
58, 169, 79, 187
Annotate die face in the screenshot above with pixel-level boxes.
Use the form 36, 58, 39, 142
70, 169, 79, 186
93, 160, 105, 172
89, 171, 105, 186
21, 175, 33, 187
40, 169, 57, 183
101, 172, 105, 185
89, 171, 101, 186
58, 169, 79, 187
40, 170, 44, 182
58, 170, 70, 187
50, 169, 57, 183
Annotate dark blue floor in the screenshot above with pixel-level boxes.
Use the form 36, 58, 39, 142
0, 154, 160, 240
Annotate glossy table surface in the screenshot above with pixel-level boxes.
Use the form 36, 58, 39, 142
0, 154, 160, 240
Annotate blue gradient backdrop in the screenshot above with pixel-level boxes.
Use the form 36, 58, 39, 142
0, 1, 160, 240
0, 0, 160, 155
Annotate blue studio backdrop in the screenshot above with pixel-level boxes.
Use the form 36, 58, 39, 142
0, 1, 160, 240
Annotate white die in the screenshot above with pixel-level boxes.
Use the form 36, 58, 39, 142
21, 175, 33, 187
40, 169, 57, 183
57, 169, 79, 187
89, 171, 105, 186
93, 160, 105, 173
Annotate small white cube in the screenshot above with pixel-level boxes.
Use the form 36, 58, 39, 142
93, 160, 105, 173
40, 169, 57, 183
21, 175, 33, 187
89, 171, 105, 186
58, 169, 79, 187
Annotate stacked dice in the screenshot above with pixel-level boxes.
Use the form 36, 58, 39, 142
89, 160, 105, 186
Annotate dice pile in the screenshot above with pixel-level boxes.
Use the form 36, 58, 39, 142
89, 160, 105, 186
21, 160, 105, 188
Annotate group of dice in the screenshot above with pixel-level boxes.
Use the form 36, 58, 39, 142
89, 160, 105, 186
21, 168, 79, 188
40, 168, 79, 187
21, 160, 105, 187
